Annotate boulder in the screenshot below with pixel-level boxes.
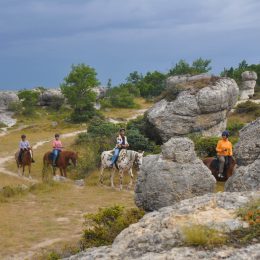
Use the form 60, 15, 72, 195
225, 118, 260, 192
93, 86, 107, 99
0, 91, 19, 109
240, 71, 257, 100
135, 137, 216, 211
234, 117, 260, 167
38, 89, 64, 107
65, 192, 260, 260
146, 75, 239, 142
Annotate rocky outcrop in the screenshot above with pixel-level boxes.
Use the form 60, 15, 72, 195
225, 118, 260, 192
240, 71, 257, 100
0, 92, 19, 127
38, 89, 65, 107
65, 192, 260, 260
0, 91, 19, 109
146, 75, 239, 142
135, 137, 216, 211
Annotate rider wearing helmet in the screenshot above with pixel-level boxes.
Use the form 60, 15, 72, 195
110, 128, 129, 167
52, 133, 63, 166
19, 134, 35, 163
216, 130, 233, 178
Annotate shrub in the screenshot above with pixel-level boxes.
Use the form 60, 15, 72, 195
7, 101, 23, 114
18, 89, 40, 116
182, 224, 227, 248
237, 199, 260, 226
226, 119, 245, 136
81, 205, 144, 249
235, 101, 260, 118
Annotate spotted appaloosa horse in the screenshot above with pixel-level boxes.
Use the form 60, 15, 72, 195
100, 149, 144, 190
42, 151, 77, 180
203, 156, 236, 182
15, 149, 33, 178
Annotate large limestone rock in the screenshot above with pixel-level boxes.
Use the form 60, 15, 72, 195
0, 91, 19, 109
65, 192, 260, 260
240, 71, 257, 100
146, 75, 239, 142
135, 137, 216, 211
38, 89, 64, 106
225, 118, 260, 192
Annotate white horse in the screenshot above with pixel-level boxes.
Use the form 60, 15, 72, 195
99, 149, 144, 190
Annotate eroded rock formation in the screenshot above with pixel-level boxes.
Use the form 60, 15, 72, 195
240, 71, 257, 100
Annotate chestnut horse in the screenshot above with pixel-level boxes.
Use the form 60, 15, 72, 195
15, 149, 33, 179
42, 151, 77, 180
203, 156, 236, 182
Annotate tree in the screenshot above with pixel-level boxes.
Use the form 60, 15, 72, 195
126, 71, 143, 85
107, 78, 112, 88
60, 64, 99, 122
18, 89, 40, 116
168, 58, 212, 76
191, 58, 212, 74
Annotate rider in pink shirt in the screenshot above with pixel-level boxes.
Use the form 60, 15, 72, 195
52, 133, 63, 166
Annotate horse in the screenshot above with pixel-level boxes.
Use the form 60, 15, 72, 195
203, 156, 236, 182
15, 149, 33, 179
99, 149, 144, 190
42, 151, 77, 180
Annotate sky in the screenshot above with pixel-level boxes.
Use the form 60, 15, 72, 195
0, 0, 260, 90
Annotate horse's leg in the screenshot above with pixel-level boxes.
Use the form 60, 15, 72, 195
22, 165, 25, 177
59, 168, 63, 177
127, 168, 134, 189
99, 166, 104, 184
64, 168, 67, 178
119, 170, 123, 191
28, 164, 32, 179
110, 168, 115, 188
52, 166, 56, 176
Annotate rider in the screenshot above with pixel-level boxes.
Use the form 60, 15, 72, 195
19, 134, 35, 163
52, 133, 63, 166
216, 130, 233, 178
110, 128, 129, 167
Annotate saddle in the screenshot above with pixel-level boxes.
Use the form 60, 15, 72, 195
49, 151, 61, 163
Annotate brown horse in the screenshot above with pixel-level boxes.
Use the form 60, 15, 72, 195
42, 151, 77, 180
15, 149, 33, 178
203, 156, 236, 182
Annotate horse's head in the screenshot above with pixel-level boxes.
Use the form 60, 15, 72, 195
135, 151, 144, 169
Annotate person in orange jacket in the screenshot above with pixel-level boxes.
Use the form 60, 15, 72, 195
216, 130, 233, 178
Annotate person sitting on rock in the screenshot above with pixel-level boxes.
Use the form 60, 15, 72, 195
110, 128, 129, 167
19, 134, 35, 163
216, 130, 233, 178
52, 133, 63, 166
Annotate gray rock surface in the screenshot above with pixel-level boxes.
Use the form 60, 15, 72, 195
135, 137, 216, 211
38, 89, 65, 106
146, 75, 239, 141
240, 71, 257, 100
234, 117, 260, 167
225, 117, 260, 192
65, 192, 260, 260
0, 91, 19, 109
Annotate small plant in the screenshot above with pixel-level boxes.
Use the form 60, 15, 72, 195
235, 101, 260, 118
237, 199, 260, 226
182, 224, 227, 248
80, 205, 144, 249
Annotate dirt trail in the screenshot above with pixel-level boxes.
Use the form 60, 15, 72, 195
0, 129, 87, 181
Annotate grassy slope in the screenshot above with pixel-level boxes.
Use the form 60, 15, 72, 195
0, 101, 151, 258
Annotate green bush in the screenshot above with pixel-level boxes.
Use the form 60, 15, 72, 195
235, 101, 260, 118
81, 205, 144, 249
226, 120, 245, 136
18, 89, 40, 116
7, 101, 23, 114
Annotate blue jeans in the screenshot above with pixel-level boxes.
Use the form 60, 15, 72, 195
111, 148, 120, 165
53, 149, 60, 165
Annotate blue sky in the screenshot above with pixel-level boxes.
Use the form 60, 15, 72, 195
0, 0, 259, 90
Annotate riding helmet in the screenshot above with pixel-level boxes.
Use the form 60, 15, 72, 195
119, 128, 125, 132
55, 133, 60, 137
21, 134, 26, 138
222, 130, 229, 137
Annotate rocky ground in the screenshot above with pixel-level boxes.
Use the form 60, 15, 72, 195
65, 192, 260, 260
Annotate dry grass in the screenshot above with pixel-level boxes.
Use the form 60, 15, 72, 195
101, 97, 153, 119
182, 224, 227, 248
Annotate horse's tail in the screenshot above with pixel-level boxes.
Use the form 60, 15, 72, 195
42, 152, 50, 182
